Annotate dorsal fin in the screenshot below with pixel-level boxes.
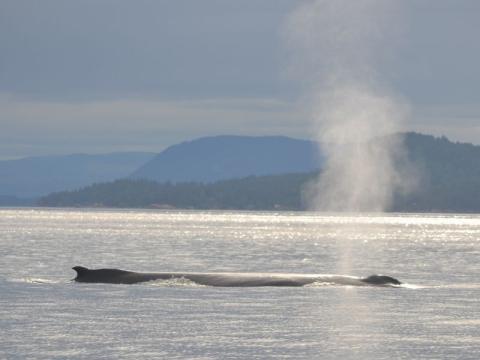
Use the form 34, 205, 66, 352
72, 266, 89, 278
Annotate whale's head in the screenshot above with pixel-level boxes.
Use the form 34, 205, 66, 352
362, 274, 401, 286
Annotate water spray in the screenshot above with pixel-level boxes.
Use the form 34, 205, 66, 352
286, 0, 413, 212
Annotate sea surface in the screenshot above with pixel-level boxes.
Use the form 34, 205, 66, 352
1, 208, 479, 359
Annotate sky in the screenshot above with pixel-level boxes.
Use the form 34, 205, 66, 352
1, 0, 480, 159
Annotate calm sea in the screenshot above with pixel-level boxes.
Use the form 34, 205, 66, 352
1, 208, 479, 359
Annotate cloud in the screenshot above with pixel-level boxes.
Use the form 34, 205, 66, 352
1, 93, 479, 160
0, 0, 295, 101
0, 94, 303, 158
409, 104, 480, 144
1, 0, 480, 158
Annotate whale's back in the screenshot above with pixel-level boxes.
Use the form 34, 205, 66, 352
72, 266, 402, 287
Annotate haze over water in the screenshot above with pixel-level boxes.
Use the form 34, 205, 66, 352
1, 208, 479, 359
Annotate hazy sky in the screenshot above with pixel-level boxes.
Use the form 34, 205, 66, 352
1, 0, 480, 158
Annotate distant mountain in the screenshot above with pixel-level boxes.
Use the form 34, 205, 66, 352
0, 195, 36, 207
130, 135, 321, 183
0, 152, 154, 198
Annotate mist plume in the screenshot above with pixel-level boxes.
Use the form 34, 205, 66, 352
286, 0, 413, 212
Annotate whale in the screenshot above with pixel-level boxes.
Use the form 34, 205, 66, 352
72, 266, 402, 287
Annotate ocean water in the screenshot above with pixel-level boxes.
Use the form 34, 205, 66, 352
1, 208, 479, 359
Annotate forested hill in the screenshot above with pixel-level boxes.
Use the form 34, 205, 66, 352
38, 174, 311, 210
39, 133, 480, 213
393, 132, 480, 212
